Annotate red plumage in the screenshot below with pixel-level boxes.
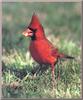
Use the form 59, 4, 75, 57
22, 13, 74, 89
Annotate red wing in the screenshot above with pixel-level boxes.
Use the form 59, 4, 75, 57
46, 39, 59, 57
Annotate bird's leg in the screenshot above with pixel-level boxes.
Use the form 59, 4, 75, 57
57, 60, 60, 80
58, 59, 62, 80
58, 67, 60, 80
51, 64, 56, 90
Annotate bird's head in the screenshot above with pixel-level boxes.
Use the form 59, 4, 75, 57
22, 13, 45, 40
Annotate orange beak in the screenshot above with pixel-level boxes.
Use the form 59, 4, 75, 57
22, 28, 33, 37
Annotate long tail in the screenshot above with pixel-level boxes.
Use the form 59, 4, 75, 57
59, 53, 75, 59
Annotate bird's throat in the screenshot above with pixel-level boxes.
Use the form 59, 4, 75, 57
31, 33, 36, 40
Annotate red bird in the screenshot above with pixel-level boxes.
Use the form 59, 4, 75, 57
22, 13, 74, 89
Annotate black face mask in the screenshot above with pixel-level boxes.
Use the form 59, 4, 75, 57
28, 27, 37, 40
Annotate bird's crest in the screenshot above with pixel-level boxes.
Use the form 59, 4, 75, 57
28, 13, 42, 29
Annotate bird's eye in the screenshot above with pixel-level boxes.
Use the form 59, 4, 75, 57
28, 27, 37, 33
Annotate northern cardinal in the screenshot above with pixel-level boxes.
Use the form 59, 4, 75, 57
22, 13, 74, 89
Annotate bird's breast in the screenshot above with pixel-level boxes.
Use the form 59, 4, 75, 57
29, 40, 55, 64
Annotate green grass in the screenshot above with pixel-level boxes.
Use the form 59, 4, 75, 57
2, 39, 81, 98
2, 2, 81, 99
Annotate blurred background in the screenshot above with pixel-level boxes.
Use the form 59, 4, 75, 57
2, 2, 81, 52
2, 2, 81, 98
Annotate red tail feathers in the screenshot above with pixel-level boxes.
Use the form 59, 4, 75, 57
59, 53, 75, 59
